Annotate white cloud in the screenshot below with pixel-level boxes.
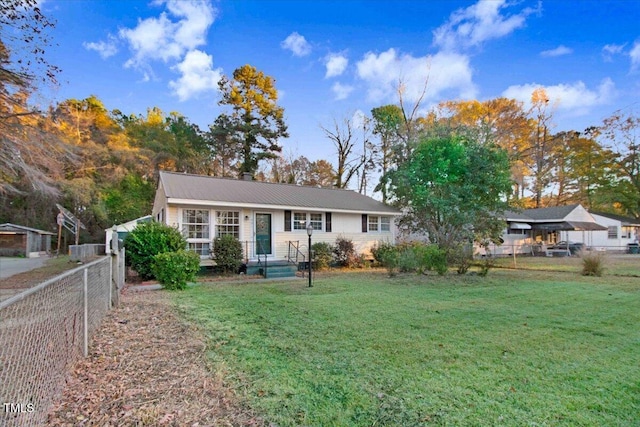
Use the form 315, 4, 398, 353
331, 82, 354, 101
169, 50, 222, 101
355, 48, 476, 104
602, 43, 625, 62
119, 0, 216, 71
325, 53, 348, 78
501, 79, 615, 114
83, 35, 118, 59
540, 45, 573, 58
281, 32, 311, 57
630, 41, 640, 71
433, 0, 538, 51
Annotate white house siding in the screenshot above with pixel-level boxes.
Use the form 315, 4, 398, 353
155, 205, 396, 261
567, 214, 635, 252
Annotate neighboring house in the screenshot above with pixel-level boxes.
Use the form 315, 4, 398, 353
0, 223, 55, 257
569, 212, 640, 252
152, 171, 401, 264
105, 215, 152, 254
481, 204, 607, 256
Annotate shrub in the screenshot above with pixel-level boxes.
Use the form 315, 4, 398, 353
581, 251, 605, 277
333, 236, 358, 268
152, 250, 200, 290
124, 221, 186, 280
213, 235, 243, 273
416, 244, 448, 275
311, 242, 333, 270
371, 241, 399, 276
448, 244, 473, 275
397, 243, 421, 273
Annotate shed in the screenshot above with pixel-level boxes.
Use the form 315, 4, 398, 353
0, 223, 55, 257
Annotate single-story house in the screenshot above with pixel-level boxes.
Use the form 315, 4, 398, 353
105, 215, 152, 254
569, 212, 640, 252
481, 204, 607, 256
0, 223, 55, 257
152, 171, 401, 265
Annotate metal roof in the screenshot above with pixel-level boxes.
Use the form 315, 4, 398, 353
0, 223, 56, 235
158, 171, 400, 214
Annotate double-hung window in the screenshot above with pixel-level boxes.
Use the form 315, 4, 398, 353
182, 209, 210, 255
368, 216, 391, 232
293, 212, 323, 231
368, 215, 391, 233
216, 211, 240, 239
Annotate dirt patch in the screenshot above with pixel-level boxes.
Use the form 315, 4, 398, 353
47, 289, 263, 426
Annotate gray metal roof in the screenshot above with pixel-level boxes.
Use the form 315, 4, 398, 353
0, 223, 56, 235
158, 171, 400, 214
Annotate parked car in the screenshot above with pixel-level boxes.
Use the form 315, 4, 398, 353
548, 241, 585, 256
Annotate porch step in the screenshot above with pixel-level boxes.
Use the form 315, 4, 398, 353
246, 260, 298, 278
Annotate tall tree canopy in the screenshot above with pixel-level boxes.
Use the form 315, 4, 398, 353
387, 133, 512, 253
212, 64, 288, 178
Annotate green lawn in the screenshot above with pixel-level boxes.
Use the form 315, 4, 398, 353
173, 270, 640, 426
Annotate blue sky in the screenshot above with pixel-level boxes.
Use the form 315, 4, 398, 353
43, 0, 640, 165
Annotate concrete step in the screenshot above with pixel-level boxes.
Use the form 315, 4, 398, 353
246, 260, 298, 278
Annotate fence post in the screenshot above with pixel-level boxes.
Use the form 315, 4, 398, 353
109, 255, 113, 310
83, 267, 89, 357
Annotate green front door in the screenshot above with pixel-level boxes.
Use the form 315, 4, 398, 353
255, 213, 272, 255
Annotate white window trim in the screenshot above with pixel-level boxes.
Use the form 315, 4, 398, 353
292, 212, 324, 231
368, 215, 391, 233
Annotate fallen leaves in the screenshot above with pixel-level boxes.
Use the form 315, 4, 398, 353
47, 289, 263, 426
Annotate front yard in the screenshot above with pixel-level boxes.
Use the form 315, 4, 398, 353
174, 269, 640, 426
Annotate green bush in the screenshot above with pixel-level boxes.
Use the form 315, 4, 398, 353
124, 221, 186, 280
311, 242, 333, 270
581, 251, 605, 277
371, 241, 395, 265
416, 244, 448, 275
333, 236, 358, 268
448, 244, 473, 275
213, 235, 243, 273
371, 241, 399, 276
152, 250, 200, 290
397, 244, 421, 273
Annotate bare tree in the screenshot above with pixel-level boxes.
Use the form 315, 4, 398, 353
320, 116, 366, 189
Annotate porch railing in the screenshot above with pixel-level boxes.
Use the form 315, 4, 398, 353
287, 240, 306, 265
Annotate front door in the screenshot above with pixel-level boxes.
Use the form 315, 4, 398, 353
255, 213, 272, 256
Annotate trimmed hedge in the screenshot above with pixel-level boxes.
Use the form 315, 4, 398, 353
152, 250, 201, 290
124, 221, 186, 280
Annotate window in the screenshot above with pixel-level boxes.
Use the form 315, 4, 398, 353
216, 211, 240, 239
608, 226, 618, 239
182, 209, 209, 239
293, 212, 307, 230
293, 212, 323, 231
368, 216, 391, 232
188, 242, 210, 256
368, 216, 379, 232
310, 213, 323, 230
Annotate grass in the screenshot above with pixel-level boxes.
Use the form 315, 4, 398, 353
173, 269, 640, 426
492, 253, 640, 277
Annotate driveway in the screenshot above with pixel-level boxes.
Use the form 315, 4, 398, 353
0, 257, 47, 280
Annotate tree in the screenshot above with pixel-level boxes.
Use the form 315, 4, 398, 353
386, 134, 512, 256
436, 98, 531, 203
212, 64, 288, 178
526, 88, 560, 208
320, 116, 366, 189
0, 1, 68, 195
371, 104, 403, 202
598, 110, 640, 218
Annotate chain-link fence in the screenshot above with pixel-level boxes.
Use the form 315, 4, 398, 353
0, 255, 121, 426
